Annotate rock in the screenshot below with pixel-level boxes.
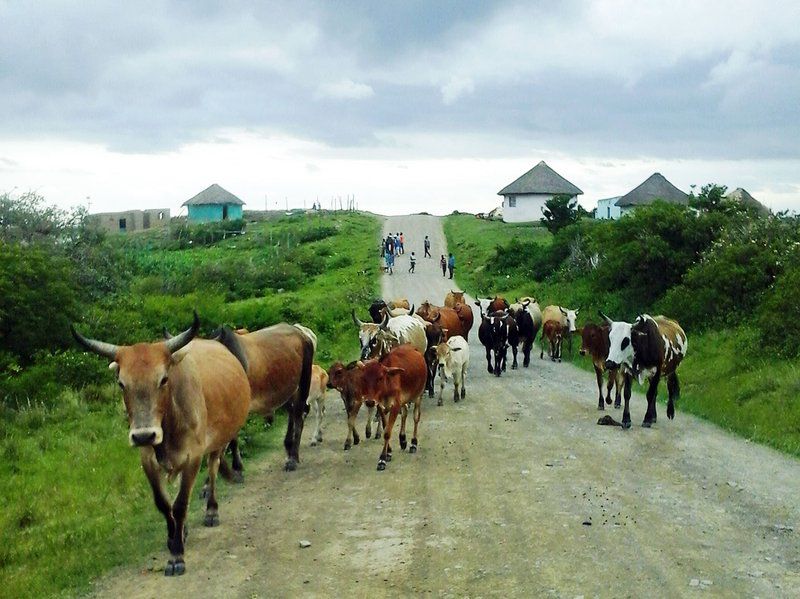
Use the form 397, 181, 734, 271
299, 540, 312, 548
582, 520, 592, 526
701, 580, 712, 586
774, 524, 794, 532
689, 579, 700, 587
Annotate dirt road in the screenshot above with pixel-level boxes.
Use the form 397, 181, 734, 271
93, 215, 799, 598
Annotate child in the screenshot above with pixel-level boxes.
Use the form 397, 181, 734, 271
386, 250, 394, 275
408, 252, 416, 273
440, 254, 447, 277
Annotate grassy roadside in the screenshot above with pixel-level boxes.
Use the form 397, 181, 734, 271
0, 212, 380, 597
443, 214, 800, 458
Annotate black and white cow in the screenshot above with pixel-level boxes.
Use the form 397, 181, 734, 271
602, 312, 688, 429
509, 299, 540, 368
477, 311, 519, 376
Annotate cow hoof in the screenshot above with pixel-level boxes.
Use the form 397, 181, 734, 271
344, 442, 351, 451
487, 366, 493, 374
231, 471, 244, 484
605, 397, 612, 405
365, 430, 371, 439
622, 421, 631, 430
165, 559, 186, 576
511, 365, 517, 370
377, 462, 386, 471
399, 435, 407, 450
409, 445, 417, 454
642, 420, 653, 428
353, 435, 360, 445
437, 399, 443, 406
203, 513, 219, 527
284, 459, 298, 472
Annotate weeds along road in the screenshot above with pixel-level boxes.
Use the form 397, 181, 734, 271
93, 215, 799, 598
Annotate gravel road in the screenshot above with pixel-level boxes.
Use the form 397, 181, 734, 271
92, 214, 800, 598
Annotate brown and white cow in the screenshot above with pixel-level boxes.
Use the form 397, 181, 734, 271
542, 304, 580, 355
358, 345, 427, 471
540, 320, 564, 362
353, 310, 427, 361
215, 323, 315, 471
416, 301, 470, 340
578, 323, 623, 410
444, 290, 465, 308
603, 313, 687, 429
72, 313, 251, 576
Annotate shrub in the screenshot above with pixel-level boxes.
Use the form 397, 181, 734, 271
757, 261, 800, 357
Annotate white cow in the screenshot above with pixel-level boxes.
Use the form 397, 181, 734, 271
352, 311, 427, 360
435, 335, 470, 406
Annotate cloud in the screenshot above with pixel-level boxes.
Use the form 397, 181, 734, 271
316, 79, 375, 100
440, 76, 474, 105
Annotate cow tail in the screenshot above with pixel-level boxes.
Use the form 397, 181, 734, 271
298, 335, 314, 416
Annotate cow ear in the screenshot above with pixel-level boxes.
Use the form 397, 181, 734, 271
575, 307, 581, 314
356, 360, 365, 368
560, 307, 567, 315
171, 349, 188, 365
385, 367, 405, 376
108, 361, 119, 373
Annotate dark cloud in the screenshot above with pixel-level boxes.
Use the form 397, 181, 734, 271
0, 1, 798, 160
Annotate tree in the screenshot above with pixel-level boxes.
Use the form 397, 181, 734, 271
540, 194, 583, 235
689, 183, 727, 213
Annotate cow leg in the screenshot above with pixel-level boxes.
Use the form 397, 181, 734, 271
399, 404, 409, 450
344, 404, 358, 450
594, 366, 605, 410
375, 406, 385, 442
613, 371, 623, 408
642, 372, 660, 427
511, 344, 518, 370
141, 451, 176, 555
604, 369, 614, 406
410, 397, 421, 453
501, 346, 508, 372
437, 369, 445, 406
621, 374, 632, 429
667, 373, 680, 420
523, 339, 532, 367
203, 450, 221, 527
364, 404, 374, 439
309, 397, 323, 446
229, 438, 245, 481
283, 393, 305, 471
460, 364, 467, 399
378, 406, 400, 471
163, 457, 201, 576
485, 346, 493, 373
453, 374, 460, 403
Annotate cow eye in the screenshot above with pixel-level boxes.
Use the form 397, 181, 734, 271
118, 381, 125, 390
621, 337, 630, 350
159, 376, 169, 387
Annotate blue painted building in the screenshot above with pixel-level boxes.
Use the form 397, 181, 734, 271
183, 183, 245, 223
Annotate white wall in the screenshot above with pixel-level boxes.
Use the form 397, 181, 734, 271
595, 199, 622, 220
501, 193, 560, 222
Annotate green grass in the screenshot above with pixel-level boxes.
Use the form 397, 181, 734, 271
0, 211, 381, 597
443, 214, 800, 458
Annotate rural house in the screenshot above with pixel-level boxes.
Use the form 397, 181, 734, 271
497, 161, 583, 223
183, 183, 245, 223
612, 172, 688, 218
88, 208, 170, 233
725, 188, 770, 215
595, 196, 622, 220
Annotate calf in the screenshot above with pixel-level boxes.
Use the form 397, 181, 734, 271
327, 361, 374, 450
72, 313, 251, 576
358, 345, 427, 471
579, 323, 623, 410
603, 313, 688, 429
435, 335, 470, 405
540, 319, 563, 362
306, 365, 329, 446
542, 304, 580, 356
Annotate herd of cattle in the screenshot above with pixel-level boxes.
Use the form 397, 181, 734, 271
70, 290, 687, 576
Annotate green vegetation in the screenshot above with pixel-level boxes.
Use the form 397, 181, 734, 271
0, 194, 380, 597
444, 202, 800, 457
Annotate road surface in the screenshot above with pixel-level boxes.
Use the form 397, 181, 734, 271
93, 215, 800, 598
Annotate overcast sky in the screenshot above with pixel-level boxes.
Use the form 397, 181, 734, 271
1, 0, 799, 215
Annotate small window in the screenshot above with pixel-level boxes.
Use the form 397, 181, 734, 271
119, 218, 127, 230
508, 196, 516, 208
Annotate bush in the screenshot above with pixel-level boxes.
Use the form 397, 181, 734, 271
757, 261, 800, 357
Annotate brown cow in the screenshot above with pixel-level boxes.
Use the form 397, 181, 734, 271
327, 361, 371, 450
452, 301, 474, 342
216, 323, 315, 472
358, 345, 427, 471
579, 323, 623, 410
444, 290, 465, 308
388, 298, 411, 310
540, 319, 564, 362
72, 313, 251, 576
416, 301, 466, 340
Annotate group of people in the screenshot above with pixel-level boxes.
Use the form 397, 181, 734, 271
380, 232, 455, 278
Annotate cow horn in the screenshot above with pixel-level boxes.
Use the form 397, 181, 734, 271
522, 299, 531, 307
433, 312, 441, 323
560, 307, 567, 315
409, 303, 415, 315
575, 307, 581, 314
599, 311, 613, 325
352, 309, 365, 327
379, 313, 390, 330
162, 327, 173, 340
165, 311, 200, 354
71, 325, 119, 360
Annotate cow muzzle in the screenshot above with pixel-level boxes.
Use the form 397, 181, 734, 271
129, 426, 163, 447
579, 349, 586, 356
604, 360, 618, 371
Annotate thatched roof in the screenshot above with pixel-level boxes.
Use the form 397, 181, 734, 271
725, 188, 770, 215
498, 161, 583, 196
183, 184, 244, 206
615, 173, 688, 207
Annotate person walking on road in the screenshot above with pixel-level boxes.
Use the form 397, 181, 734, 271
424, 235, 431, 258
399, 232, 405, 255
408, 251, 416, 273
385, 248, 394, 275
440, 254, 447, 277
448, 253, 455, 279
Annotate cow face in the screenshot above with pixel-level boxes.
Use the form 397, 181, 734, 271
416, 301, 439, 322
604, 317, 633, 371
579, 324, 601, 356
474, 298, 492, 316
327, 361, 362, 413
113, 345, 175, 446
353, 309, 386, 359
368, 300, 388, 324
449, 291, 465, 305
72, 313, 198, 448
559, 307, 580, 332
364, 328, 400, 360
